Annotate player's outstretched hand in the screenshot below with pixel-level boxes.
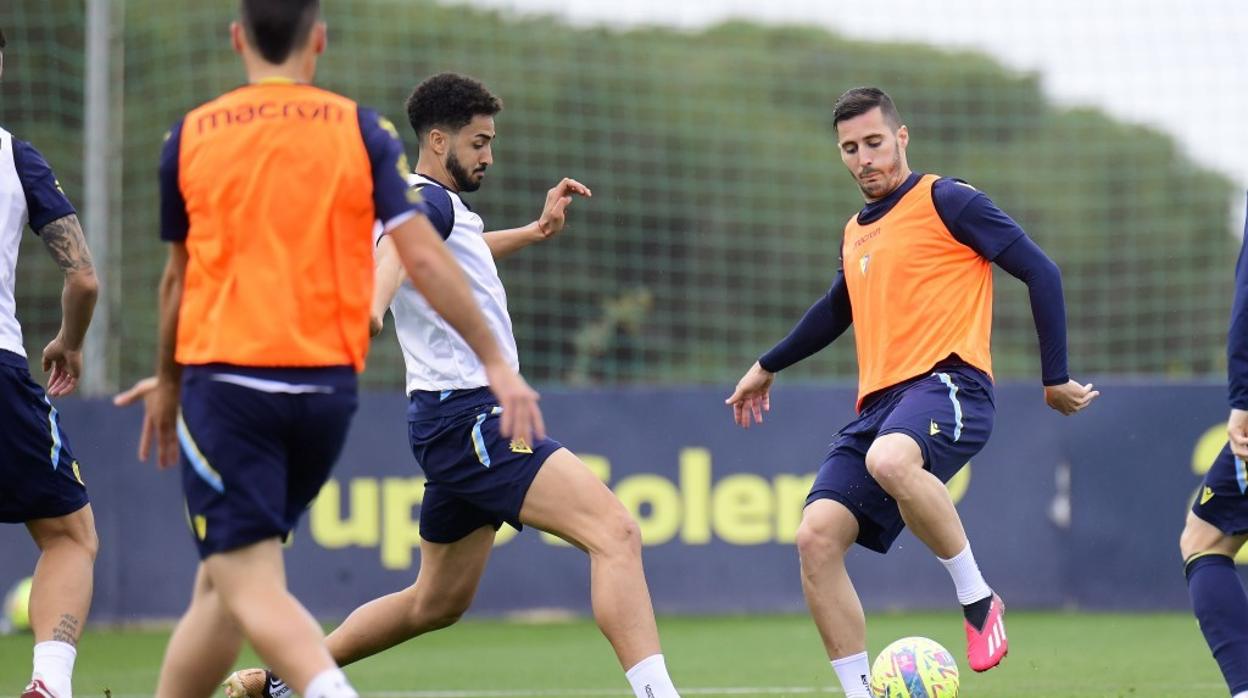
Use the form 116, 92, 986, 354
42, 334, 82, 397
139, 379, 181, 469
725, 361, 776, 428
113, 375, 158, 406
1043, 379, 1099, 416
536, 178, 592, 241
369, 313, 385, 338
484, 362, 546, 446
1228, 408, 1248, 460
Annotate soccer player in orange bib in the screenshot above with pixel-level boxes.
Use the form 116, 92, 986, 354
726, 87, 1098, 697
138, 2, 542, 697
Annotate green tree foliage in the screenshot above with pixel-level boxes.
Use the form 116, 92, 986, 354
1, 1, 1235, 389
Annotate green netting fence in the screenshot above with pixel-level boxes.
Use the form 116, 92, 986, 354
0, 0, 1240, 393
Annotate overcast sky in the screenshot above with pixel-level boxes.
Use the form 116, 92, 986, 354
464, 0, 1248, 197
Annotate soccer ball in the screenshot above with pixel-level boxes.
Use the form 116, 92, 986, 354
870, 636, 960, 697
2, 576, 33, 634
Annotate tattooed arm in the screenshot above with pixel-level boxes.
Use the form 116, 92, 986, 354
39, 213, 99, 396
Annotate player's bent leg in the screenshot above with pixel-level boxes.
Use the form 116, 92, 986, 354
1182, 511, 1248, 696
156, 565, 244, 698
23, 504, 97, 698
326, 525, 495, 666
866, 433, 1004, 671
203, 538, 345, 697
226, 527, 496, 698
864, 433, 967, 558
520, 448, 679, 697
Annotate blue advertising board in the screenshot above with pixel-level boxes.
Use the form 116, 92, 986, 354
0, 382, 1229, 622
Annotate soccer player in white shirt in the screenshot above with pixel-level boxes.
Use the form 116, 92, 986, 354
224, 72, 682, 698
0, 26, 101, 698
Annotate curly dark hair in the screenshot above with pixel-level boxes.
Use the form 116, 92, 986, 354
406, 73, 503, 143
832, 86, 902, 132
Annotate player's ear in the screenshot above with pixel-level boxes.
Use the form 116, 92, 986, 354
310, 21, 327, 56
896, 124, 909, 149
229, 21, 245, 56
428, 128, 447, 156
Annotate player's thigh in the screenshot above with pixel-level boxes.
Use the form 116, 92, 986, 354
877, 367, 993, 483
179, 375, 298, 558
807, 434, 904, 553
0, 360, 89, 524
283, 389, 359, 520
412, 406, 562, 541
864, 432, 925, 487
202, 538, 288, 600
519, 448, 637, 553
1186, 444, 1248, 558
412, 525, 496, 609
1181, 510, 1247, 559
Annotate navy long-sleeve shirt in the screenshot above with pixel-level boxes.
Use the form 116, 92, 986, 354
1229, 193, 1248, 409
759, 172, 1069, 386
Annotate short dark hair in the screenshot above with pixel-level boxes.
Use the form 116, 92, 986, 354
239, 0, 320, 65
0, 27, 7, 50
406, 73, 502, 143
832, 87, 902, 132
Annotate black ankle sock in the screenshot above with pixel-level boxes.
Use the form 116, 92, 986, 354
963, 595, 993, 631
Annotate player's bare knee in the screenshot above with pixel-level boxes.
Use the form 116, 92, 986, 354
795, 516, 847, 571
76, 522, 100, 560
69, 511, 100, 559
424, 602, 468, 631
409, 586, 472, 631
30, 508, 99, 560
865, 452, 915, 496
598, 508, 643, 558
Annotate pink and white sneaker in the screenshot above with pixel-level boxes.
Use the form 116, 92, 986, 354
21, 679, 56, 698
965, 592, 1008, 672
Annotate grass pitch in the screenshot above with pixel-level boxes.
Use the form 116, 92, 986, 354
0, 611, 1225, 697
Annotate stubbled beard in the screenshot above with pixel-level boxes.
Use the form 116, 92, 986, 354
447, 152, 482, 192
857, 150, 903, 199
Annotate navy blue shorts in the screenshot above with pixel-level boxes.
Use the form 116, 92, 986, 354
808, 363, 995, 553
408, 388, 563, 544
0, 350, 89, 524
1192, 444, 1248, 536
179, 365, 358, 558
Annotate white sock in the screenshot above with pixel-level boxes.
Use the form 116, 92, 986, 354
938, 543, 993, 605
830, 651, 871, 698
303, 668, 358, 698
1234, 693, 1248, 698
32, 641, 77, 698
625, 654, 680, 698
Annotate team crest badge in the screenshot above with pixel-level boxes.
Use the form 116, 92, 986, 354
859, 254, 870, 276
510, 438, 533, 454
1201, 486, 1215, 505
